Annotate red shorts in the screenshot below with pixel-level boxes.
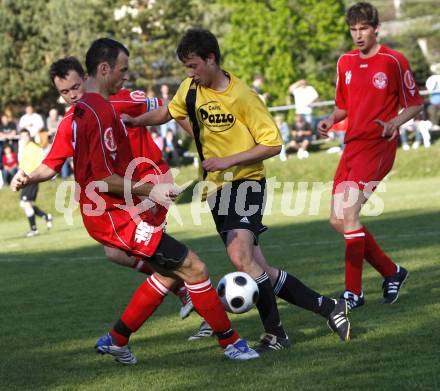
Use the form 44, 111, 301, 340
332, 138, 397, 195
81, 207, 163, 258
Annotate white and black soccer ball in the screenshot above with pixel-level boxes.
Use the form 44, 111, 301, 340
217, 272, 259, 314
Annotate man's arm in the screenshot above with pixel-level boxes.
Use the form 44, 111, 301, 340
202, 144, 281, 172
102, 173, 180, 207
122, 105, 172, 127
375, 104, 424, 140
11, 164, 57, 191
317, 108, 348, 137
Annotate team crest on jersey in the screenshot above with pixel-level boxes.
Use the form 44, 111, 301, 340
373, 72, 388, 89
404, 70, 416, 90
130, 90, 146, 102
103, 127, 117, 152
197, 101, 236, 132
345, 71, 352, 85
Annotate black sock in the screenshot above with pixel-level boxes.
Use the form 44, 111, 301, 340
27, 215, 37, 231
255, 272, 287, 339
33, 206, 47, 219
274, 270, 335, 318
113, 319, 132, 339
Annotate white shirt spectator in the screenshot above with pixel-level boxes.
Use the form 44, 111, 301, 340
18, 105, 44, 139
288, 80, 319, 121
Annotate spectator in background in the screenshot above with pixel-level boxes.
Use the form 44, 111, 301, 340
251, 75, 269, 104
0, 113, 18, 161
17, 129, 52, 237
164, 129, 179, 166
46, 108, 62, 141
2, 144, 18, 186
159, 83, 177, 138
18, 105, 44, 139
287, 114, 313, 159
151, 129, 164, 151
425, 73, 440, 129
400, 111, 432, 150
288, 79, 319, 125
274, 113, 289, 161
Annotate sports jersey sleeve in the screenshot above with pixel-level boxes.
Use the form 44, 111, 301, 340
240, 90, 282, 147
168, 78, 191, 119
396, 54, 423, 108
335, 58, 348, 110
42, 114, 74, 172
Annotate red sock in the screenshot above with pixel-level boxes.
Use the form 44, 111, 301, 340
111, 274, 168, 346
132, 257, 154, 275
344, 228, 365, 295
185, 278, 239, 348
363, 227, 397, 277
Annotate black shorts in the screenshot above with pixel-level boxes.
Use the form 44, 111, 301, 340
208, 179, 268, 245
21, 184, 38, 202
147, 233, 189, 271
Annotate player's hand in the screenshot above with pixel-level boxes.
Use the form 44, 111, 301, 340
317, 118, 334, 138
121, 113, 138, 127
375, 119, 398, 141
149, 183, 181, 208
202, 157, 232, 172
10, 170, 29, 192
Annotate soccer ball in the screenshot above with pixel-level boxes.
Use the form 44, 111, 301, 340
217, 272, 259, 314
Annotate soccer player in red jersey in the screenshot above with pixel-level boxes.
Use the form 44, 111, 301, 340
73, 38, 258, 363
11, 57, 193, 318
318, 2, 424, 310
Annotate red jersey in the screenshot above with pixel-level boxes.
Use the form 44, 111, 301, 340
2, 151, 18, 170
72, 92, 163, 256
335, 45, 423, 143
43, 89, 165, 173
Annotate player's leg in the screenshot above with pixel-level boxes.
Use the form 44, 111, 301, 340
103, 246, 193, 317
20, 200, 38, 236
224, 228, 290, 351
98, 234, 258, 362
253, 245, 350, 341
32, 205, 52, 229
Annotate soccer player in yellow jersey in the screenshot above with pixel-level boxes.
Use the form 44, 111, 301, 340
123, 28, 352, 350
17, 129, 53, 236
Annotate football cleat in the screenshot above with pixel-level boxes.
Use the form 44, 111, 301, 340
188, 321, 214, 341
382, 265, 409, 304
46, 214, 53, 229
341, 290, 365, 311
327, 299, 351, 341
179, 290, 194, 319
224, 339, 259, 360
254, 333, 290, 353
25, 229, 39, 237
95, 333, 137, 365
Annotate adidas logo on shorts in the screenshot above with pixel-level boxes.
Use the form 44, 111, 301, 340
239, 216, 250, 224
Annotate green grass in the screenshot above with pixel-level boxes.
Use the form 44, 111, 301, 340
1, 147, 440, 391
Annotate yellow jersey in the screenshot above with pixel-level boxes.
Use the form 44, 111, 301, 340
19, 142, 43, 174
168, 72, 282, 190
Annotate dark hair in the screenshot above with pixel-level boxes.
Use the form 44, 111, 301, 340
20, 129, 31, 137
49, 57, 85, 84
85, 38, 129, 76
176, 28, 221, 65
346, 2, 379, 27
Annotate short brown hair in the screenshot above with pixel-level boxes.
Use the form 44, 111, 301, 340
346, 2, 379, 28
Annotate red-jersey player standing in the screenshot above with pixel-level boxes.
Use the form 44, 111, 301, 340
73, 38, 258, 364
318, 2, 423, 310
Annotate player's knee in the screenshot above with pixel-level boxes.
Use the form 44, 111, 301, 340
181, 250, 208, 280
227, 247, 253, 272
104, 246, 132, 266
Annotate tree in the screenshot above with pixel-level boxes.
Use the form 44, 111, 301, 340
0, 0, 117, 110
218, 0, 348, 105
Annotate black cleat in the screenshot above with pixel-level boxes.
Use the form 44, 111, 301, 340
327, 299, 351, 341
254, 333, 290, 353
382, 265, 409, 304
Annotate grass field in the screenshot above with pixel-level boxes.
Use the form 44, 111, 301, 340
1, 147, 439, 391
